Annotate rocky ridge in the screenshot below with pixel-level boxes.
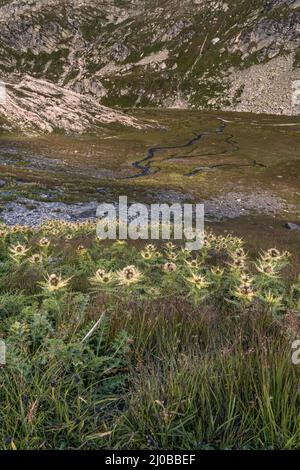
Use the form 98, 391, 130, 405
0, 0, 299, 125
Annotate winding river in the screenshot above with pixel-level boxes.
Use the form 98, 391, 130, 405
124, 117, 265, 179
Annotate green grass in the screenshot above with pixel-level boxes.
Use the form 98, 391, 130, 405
0, 220, 300, 449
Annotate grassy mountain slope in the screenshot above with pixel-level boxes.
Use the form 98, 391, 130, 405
0, 0, 299, 114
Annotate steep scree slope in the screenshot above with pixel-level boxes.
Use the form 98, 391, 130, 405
0, 0, 299, 117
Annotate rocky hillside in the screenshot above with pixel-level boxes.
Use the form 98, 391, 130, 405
0, 0, 299, 120
0, 75, 150, 134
